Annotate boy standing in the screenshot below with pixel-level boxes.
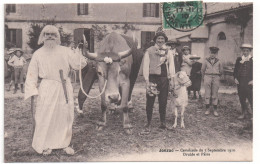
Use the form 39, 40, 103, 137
6, 48, 15, 91
233, 43, 253, 119
201, 47, 223, 117
8, 48, 27, 94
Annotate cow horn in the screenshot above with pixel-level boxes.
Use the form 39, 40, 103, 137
82, 34, 98, 60
118, 48, 132, 59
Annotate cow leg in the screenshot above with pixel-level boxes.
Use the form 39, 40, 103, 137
120, 79, 133, 134
181, 105, 186, 129
172, 106, 178, 128
96, 80, 107, 131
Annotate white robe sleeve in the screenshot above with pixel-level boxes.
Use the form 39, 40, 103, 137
68, 48, 88, 70
24, 54, 39, 100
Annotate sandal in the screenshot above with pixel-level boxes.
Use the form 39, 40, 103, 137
63, 147, 75, 155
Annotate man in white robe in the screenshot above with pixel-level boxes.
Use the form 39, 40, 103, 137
24, 25, 87, 155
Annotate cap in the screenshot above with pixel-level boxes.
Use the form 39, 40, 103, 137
209, 46, 219, 53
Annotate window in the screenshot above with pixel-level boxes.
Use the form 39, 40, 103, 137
6, 4, 16, 13
143, 3, 159, 17
141, 31, 155, 49
6, 29, 22, 48
78, 4, 88, 15
218, 32, 226, 40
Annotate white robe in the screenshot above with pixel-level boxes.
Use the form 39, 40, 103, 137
24, 45, 86, 153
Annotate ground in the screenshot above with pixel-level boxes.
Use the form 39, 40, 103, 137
4, 81, 253, 162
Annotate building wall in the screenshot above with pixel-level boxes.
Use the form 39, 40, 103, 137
6, 4, 161, 24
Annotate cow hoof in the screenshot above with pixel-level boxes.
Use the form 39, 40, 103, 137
181, 125, 185, 129
124, 128, 133, 135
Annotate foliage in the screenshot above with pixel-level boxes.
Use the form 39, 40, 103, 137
112, 23, 140, 34
91, 24, 109, 42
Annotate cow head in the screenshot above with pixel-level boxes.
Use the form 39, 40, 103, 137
82, 33, 132, 104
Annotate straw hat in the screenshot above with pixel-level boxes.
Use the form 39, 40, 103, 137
240, 43, 253, 50
189, 54, 200, 60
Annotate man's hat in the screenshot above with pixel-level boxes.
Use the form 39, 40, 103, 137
209, 46, 219, 53
240, 43, 253, 50
189, 54, 200, 60
166, 39, 180, 46
182, 45, 190, 51
153, 31, 168, 43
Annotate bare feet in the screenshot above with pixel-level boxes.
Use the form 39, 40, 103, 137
63, 147, 75, 155
43, 149, 52, 155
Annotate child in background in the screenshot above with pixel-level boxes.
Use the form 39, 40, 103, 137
201, 46, 223, 117
189, 54, 202, 99
8, 48, 27, 94
181, 46, 193, 96
6, 48, 16, 91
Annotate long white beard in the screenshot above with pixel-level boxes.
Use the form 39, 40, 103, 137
44, 40, 57, 49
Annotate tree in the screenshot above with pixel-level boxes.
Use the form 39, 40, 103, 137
27, 20, 72, 53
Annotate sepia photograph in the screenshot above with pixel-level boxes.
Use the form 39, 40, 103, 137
3, 1, 255, 162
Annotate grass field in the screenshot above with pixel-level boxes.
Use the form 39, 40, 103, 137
4, 82, 252, 162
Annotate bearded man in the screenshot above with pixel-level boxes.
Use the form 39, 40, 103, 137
24, 25, 87, 155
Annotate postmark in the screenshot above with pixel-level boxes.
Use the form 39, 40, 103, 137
162, 1, 207, 32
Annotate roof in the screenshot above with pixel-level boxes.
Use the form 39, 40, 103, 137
206, 2, 252, 15
174, 26, 209, 40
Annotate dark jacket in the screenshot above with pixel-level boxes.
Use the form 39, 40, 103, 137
233, 57, 253, 81
174, 50, 183, 72
190, 62, 202, 91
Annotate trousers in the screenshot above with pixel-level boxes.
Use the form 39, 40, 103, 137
204, 75, 220, 105
146, 75, 169, 124
237, 77, 253, 112
14, 67, 24, 84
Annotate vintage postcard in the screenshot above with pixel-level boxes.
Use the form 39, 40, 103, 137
3, 1, 254, 162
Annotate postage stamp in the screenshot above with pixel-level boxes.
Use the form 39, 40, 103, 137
162, 1, 207, 32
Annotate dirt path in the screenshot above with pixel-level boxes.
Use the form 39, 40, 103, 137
4, 82, 252, 162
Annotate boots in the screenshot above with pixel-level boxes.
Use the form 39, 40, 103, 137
192, 91, 197, 99
205, 104, 210, 115
238, 108, 246, 119
7, 81, 13, 91
21, 84, 24, 93
13, 84, 18, 94
213, 105, 219, 117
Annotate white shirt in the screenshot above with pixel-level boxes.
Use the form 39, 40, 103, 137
8, 55, 27, 67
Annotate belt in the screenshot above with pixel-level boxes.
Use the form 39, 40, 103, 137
205, 73, 220, 76
149, 74, 167, 78
14, 66, 23, 68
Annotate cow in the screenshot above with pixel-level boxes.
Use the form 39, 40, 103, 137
82, 32, 142, 134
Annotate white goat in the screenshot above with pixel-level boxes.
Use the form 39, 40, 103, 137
169, 71, 191, 129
